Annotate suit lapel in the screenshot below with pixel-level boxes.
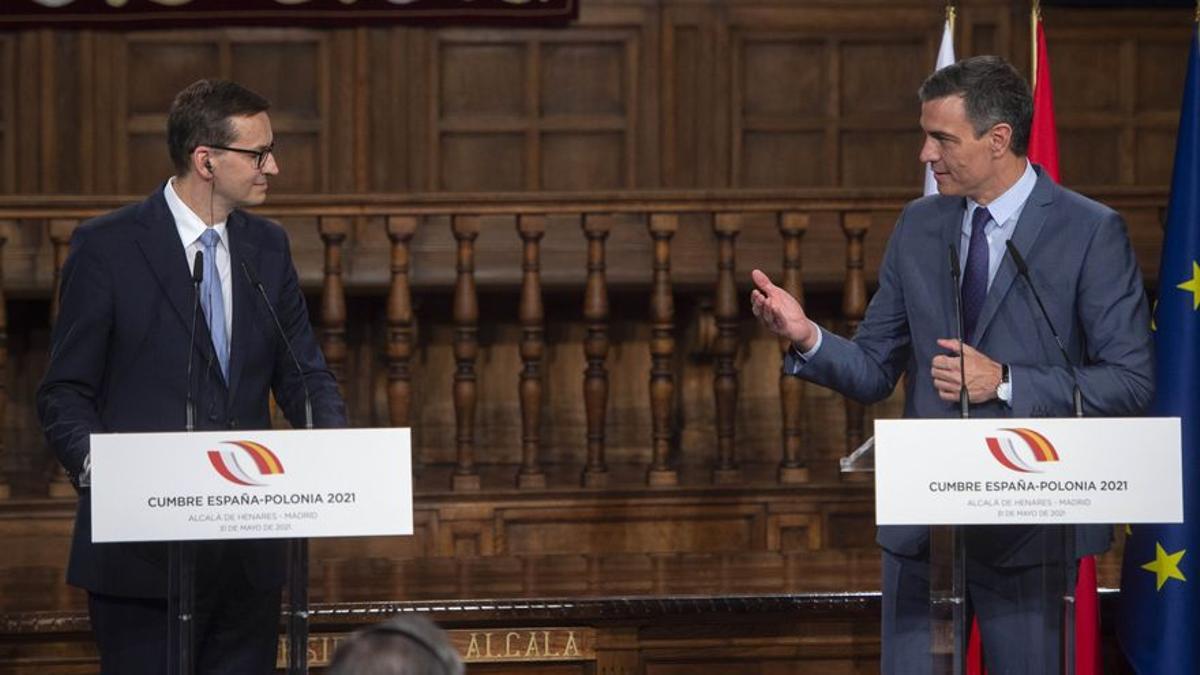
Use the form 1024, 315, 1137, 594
941, 197, 969, 339
133, 187, 214, 358
226, 210, 262, 407
970, 169, 1056, 345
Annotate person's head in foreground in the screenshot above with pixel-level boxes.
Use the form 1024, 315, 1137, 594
327, 614, 465, 675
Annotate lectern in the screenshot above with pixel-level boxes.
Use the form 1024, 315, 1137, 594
849, 417, 1182, 674
90, 427, 414, 674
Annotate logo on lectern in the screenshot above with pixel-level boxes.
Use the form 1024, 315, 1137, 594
985, 428, 1060, 474
207, 441, 286, 486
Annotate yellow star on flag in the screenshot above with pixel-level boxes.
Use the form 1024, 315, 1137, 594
1177, 261, 1200, 310
1141, 542, 1187, 591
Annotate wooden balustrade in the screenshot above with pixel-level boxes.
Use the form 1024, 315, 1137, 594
516, 215, 547, 490
0, 220, 9, 500
318, 216, 350, 387
581, 214, 611, 488
0, 188, 1172, 496
840, 212, 871, 465
47, 218, 79, 499
646, 214, 678, 487
778, 211, 809, 485
712, 213, 741, 484
451, 215, 481, 492
386, 215, 418, 429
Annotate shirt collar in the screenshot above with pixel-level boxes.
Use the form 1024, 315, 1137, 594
164, 177, 227, 249
965, 160, 1037, 231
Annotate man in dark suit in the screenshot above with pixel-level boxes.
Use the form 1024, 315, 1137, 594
37, 79, 347, 674
751, 56, 1153, 674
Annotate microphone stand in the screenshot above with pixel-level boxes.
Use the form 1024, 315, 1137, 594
1006, 240, 1080, 675
932, 245, 969, 675
169, 251, 204, 675
241, 261, 313, 675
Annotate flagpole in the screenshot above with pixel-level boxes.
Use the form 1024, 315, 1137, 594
1032, 0, 1041, 88
946, 3, 956, 37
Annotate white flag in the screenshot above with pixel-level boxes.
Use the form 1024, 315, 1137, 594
924, 19, 956, 196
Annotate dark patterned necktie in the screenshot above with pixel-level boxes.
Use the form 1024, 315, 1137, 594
961, 206, 991, 342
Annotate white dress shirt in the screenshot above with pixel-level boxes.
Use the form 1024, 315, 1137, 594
164, 178, 233, 338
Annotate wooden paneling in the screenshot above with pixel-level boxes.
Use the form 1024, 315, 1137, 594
0, 1, 1191, 195
730, 29, 933, 189
1048, 23, 1191, 186
113, 30, 329, 195
431, 27, 642, 191
0, 37, 13, 194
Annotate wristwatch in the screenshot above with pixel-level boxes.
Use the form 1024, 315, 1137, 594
996, 363, 1012, 403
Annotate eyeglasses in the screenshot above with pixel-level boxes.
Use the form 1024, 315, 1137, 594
205, 143, 274, 171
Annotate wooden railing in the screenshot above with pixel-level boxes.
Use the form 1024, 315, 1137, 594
0, 187, 1169, 498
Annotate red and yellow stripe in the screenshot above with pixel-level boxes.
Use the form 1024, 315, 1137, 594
1004, 428, 1060, 462
227, 440, 285, 475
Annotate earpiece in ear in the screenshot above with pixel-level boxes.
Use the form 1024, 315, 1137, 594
204, 159, 213, 174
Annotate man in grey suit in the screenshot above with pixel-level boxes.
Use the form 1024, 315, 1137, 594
751, 56, 1153, 674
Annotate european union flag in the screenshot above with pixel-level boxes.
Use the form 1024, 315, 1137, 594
1117, 22, 1200, 674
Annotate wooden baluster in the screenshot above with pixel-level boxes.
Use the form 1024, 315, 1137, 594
841, 212, 871, 464
712, 213, 742, 484
47, 218, 79, 498
646, 214, 678, 487
452, 215, 481, 492
581, 214, 611, 488
386, 215, 418, 430
0, 221, 10, 500
517, 214, 546, 489
319, 216, 349, 388
778, 211, 810, 484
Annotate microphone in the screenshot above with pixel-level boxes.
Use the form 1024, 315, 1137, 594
185, 251, 204, 432
948, 245, 970, 418
1005, 240, 1084, 417
241, 260, 313, 429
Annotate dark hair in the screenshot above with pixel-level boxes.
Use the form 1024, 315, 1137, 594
918, 55, 1033, 156
166, 79, 270, 174
327, 615, 464, 675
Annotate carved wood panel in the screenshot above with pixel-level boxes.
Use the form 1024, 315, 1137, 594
430, 26, 642, 191
0, 2, 1192, 196
114, 29, 330, 196
1048, 24, 1191, 186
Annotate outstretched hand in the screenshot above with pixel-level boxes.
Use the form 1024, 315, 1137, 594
750, 269, 818, 351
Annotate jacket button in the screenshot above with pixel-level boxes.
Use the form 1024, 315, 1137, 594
228, 419, 238, 429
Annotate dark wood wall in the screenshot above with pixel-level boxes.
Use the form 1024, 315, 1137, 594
0, 1, 1191, 671
0, 0, 1190, 197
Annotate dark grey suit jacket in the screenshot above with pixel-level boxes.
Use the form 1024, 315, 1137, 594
37, 185, 347, 598
787, 167, 1154, 565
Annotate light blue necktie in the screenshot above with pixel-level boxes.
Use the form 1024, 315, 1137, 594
199, 228, 229, 381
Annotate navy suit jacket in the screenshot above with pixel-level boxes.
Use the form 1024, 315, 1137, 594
37, 185, 347, 598
787, 167, 1154, 565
